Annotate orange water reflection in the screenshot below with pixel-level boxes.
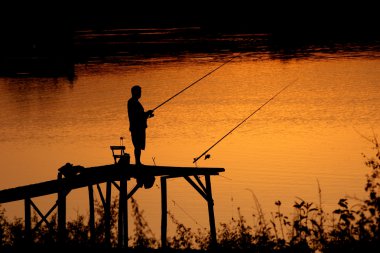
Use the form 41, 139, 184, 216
0, 55, 379, 237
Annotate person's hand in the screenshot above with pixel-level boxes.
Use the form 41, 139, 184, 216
147, 110, 154, 118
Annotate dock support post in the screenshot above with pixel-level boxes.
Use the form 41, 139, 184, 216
118, 177, 128, 248
161, 177, 167, 249
124, 181, 129, 248
24, 198, 31, 245
88, 185, 95, 245
205, 175, 217, 248
105, 181, 112, 247
58, 173, 66, 245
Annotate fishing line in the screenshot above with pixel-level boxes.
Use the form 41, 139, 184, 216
171, 200, 206, 228
152, 54, 240, 112
193, 79, 297, 163
150, 157, 204, 228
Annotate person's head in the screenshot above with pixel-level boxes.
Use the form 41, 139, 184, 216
131, 85, 141, 99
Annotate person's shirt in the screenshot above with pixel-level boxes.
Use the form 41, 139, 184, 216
128, 97, 147, 131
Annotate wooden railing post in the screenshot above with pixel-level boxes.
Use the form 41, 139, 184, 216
205, 175, 217, 248
105, 181, 112, 247
161, 177, 167, 249
88, 185, 95, 245
118, 177, 128, 248
57, 173, 66, 245
24, 198, 32, 245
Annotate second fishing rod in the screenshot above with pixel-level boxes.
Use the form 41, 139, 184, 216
193, 79, 297, 164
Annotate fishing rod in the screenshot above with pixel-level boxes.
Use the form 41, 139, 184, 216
193, 79, 297, 164
152, 54, 240, 112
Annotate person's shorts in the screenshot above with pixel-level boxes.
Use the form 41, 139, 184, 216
131, 130, 146, 150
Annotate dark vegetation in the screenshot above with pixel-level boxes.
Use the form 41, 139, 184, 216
1, 136, 379, 252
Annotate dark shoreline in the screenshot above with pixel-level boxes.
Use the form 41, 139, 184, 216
1, 3, 379, 77
1, 28, 379, 79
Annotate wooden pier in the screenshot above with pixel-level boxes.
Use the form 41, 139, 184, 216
0, 147, 225, 249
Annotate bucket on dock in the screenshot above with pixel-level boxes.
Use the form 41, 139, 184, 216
117, 153, 130, 166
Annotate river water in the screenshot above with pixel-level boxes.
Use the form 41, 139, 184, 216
0, 30, 379, 238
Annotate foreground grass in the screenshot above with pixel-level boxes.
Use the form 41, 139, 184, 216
1, 137, 379, 253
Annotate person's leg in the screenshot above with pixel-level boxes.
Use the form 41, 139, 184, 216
134, 148, 141, 165
131, 130, 145, 165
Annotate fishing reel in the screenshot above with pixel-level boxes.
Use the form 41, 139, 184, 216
193, 154, 211, 164
147, 110, 154, 118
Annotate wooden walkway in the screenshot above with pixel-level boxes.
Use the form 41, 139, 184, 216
0, 159, 225, 249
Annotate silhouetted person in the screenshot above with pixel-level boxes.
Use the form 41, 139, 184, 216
127, 85, 154, 166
